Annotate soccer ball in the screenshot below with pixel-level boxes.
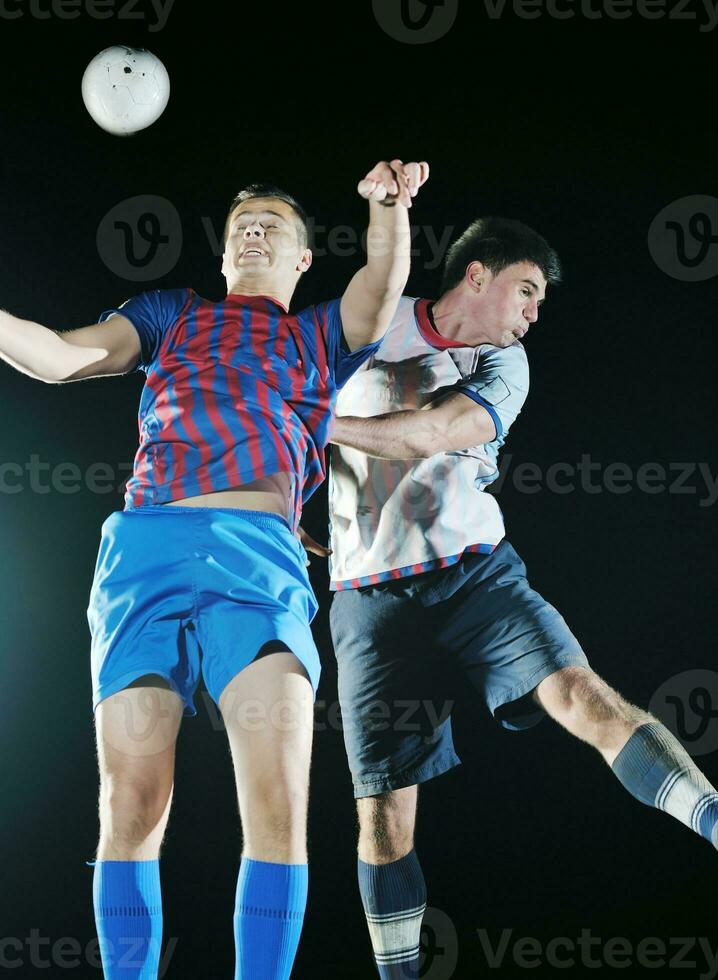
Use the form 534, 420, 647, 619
81, 46, 170, 136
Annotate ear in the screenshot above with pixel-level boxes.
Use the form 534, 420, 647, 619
466, 261, 488, 293
221, 247, 231, 280
297, 248, 313, 274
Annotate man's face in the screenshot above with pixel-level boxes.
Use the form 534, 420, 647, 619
222, 197, 312, 297
465, 261, 547, 347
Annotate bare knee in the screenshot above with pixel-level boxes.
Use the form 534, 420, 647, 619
221, 654, 314, 864
358, 786, 417, 865
95, 683, 181, 860
240, 774, 309, 862
98, 775, 174, 859
534, 666, 653, 750
227, 733, 311, 862
247, 778, 308, 829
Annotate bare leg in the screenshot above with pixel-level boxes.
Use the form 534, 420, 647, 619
220, 651, 313, 863
220, 651, 314, 979
96, 676, 183, 861
532, 665, 651, 765
534, 666, 718, 848
358, 786, 418, 864
93, 676, 183, 979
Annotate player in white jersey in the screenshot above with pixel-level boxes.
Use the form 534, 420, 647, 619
324, 217, 718, 979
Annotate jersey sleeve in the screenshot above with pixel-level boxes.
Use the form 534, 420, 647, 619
98, 288, 189, 374
320, 298, 382, 389
455, 342, 529, 440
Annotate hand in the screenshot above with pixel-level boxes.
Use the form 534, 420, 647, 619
296, 525, 332, 561
357, 159, 430, 209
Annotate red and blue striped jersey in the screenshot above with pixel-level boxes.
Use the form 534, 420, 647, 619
100, 288, 379, 528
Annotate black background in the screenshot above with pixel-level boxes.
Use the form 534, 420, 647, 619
1, 1, 716, 977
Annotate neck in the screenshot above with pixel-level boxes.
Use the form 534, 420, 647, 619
432, 290, 490, 346
431, 292, 469, 344
227, 279, 293, 310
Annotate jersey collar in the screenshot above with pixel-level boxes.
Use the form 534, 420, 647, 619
414, 298, 472, 350
224, 292, 289, 314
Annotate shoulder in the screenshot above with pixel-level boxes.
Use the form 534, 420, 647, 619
293, 298, 342, 329
374, 295, 424, 351
479, 340, 528, 373
124, 287, 193, 317
295, 297, 340, 317
393, 296, 423, 331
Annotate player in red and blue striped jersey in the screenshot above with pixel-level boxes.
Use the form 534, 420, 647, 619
0, 159, 430, 980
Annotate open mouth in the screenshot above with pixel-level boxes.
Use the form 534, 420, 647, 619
240, 247, 268, 259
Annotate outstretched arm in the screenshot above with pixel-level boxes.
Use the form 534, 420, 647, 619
340, 160, 430, 351
330, 392, 497, 459
0, 310, 141, 383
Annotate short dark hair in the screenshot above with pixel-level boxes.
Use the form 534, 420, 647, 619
223, 183, 311, 249
441, 217, 562, 292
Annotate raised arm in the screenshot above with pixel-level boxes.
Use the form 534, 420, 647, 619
340, 160, 429, 351
330, 392, 497, 460
0, 310, 141, 383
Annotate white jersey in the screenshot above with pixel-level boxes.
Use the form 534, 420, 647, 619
328, 296, 529, 590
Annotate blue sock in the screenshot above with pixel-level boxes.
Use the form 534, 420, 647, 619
233, 858, 308, 980
612, 722, 718, 848
358, 850, 427, 979
92, 860, 163, 979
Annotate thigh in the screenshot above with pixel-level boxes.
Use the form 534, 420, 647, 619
437, 541, 590, 731
330, 585, 460, 799
219, 651, 314, 802
95, 677, 184, 784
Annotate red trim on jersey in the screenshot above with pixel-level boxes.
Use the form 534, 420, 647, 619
224, 292, 288, 314
414, 298, 473, 350
331, 542, 499, 591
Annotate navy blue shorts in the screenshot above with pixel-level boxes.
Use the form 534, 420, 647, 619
88, 505, 320, 716
330, 539, 590, 798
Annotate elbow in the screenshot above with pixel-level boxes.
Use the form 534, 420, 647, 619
414, 432, 440, 459
417, 442, 438, 459
41, 366, 70, 384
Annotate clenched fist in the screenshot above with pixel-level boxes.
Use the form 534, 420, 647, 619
357, 159, 430, 209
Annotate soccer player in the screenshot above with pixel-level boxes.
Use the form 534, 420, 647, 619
325, 217, 718, 978
0, 159, 429, 980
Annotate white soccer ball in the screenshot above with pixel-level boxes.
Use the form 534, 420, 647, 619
81, 46, 170, 136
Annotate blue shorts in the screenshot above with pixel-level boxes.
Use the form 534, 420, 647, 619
330, 539, 590, 798
87, 505, 320, 716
